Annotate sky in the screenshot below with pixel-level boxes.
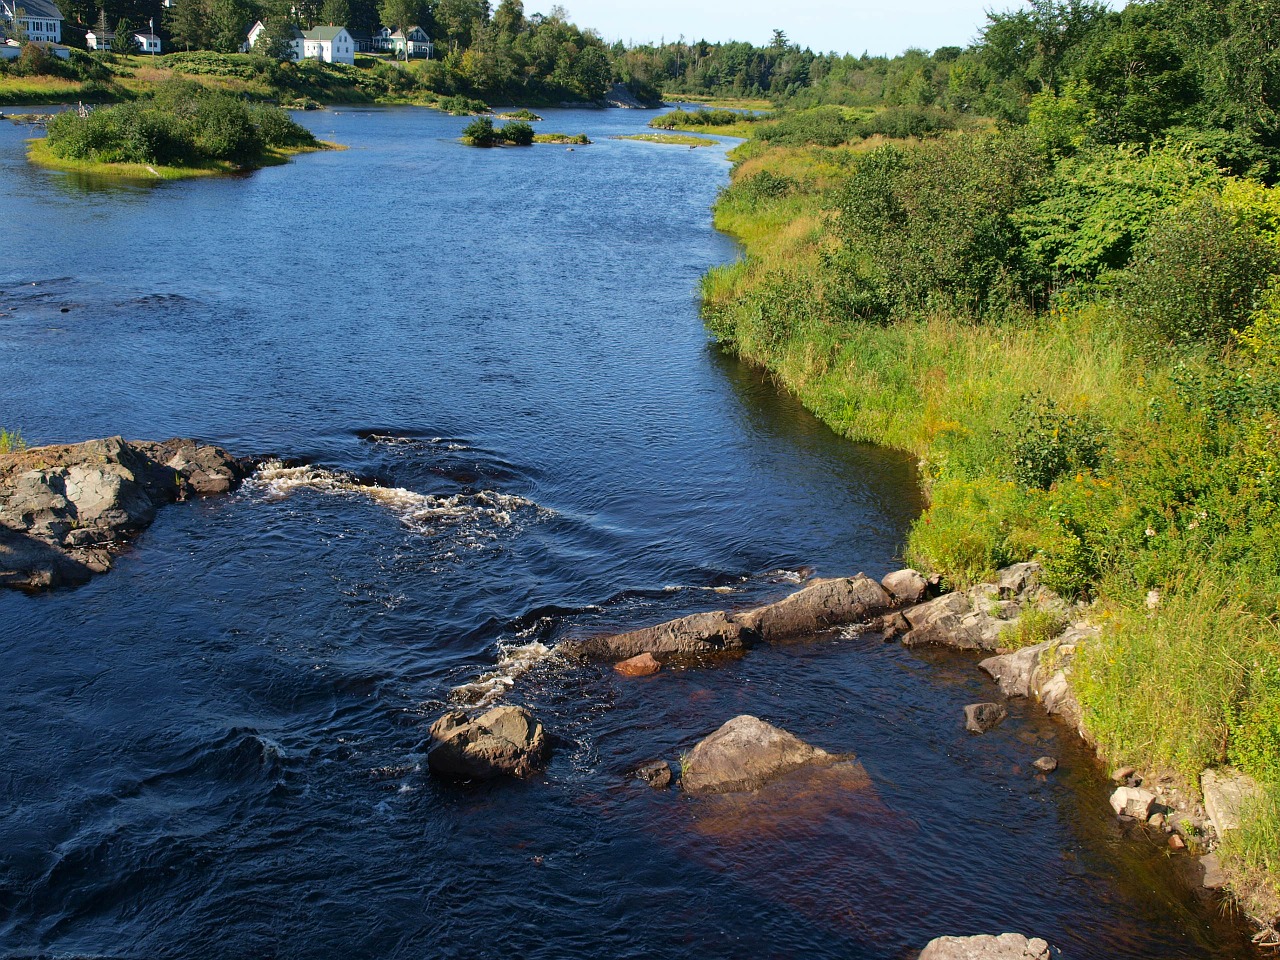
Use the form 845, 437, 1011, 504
549, 0, 1026, 57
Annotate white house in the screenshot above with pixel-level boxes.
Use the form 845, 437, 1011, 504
301, 24, 353, 65
84, 27, 111, 49
134, 30, 160, 52
242, 19, 303, 60
0, 0, 63, 44
375, 24, 430, 58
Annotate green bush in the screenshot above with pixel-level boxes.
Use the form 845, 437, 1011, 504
441, 94, 489, 116
860, 105, 957, 139
758, 105, 859, 146
1008, 392, 1105, 490
461, 115, 499, 146
501, 120, 534, 145
1118, 195, 1278, 348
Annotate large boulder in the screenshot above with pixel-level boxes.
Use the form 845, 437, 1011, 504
1202, 768, 1262, 835
735, 575, 893, 641
919, 933, 1061, 960
568, 609, 756, 660
1110, 786, 1157, 819
882, 568, 929, 605
965, 702, 1008, 734
681, 715, 842, 795
978, 622, 1096, 735
0, 436, 248, 590
426, 705, 549, 780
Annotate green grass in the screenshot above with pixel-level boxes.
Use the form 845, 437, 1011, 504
533, 132, 590, 144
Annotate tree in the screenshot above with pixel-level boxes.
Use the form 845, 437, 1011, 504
491, 0, 522, 40
377, 0, 422, 58
320, 0, 348, 25
436, 0, 488, 50
258, 14, 299, 59
164, 0, 208, 50
110, 17, 137, 52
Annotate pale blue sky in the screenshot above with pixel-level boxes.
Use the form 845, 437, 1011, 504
553, 0, 1025, 56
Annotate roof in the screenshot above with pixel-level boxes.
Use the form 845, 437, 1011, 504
346, 27, 370, 42
2, 0, 63, 20
303, 25, 348, 41
134, 32, 159, 40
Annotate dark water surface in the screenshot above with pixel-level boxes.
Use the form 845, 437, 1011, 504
0, 107, 1258, 958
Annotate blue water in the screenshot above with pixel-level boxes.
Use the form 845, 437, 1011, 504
0, 105, 1258, 959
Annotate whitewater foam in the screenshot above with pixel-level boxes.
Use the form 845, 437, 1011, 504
449, 640, 559, 707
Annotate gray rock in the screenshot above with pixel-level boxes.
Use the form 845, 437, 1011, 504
996, 562, 1042, 598
919, 933, 1061, 960
735, 575, 893, 641
0, 526, 94, 590
903, 564, 1071, 652
1202, 768, 1262, 835
1200, 852, 1227, 890
426, 705, 549, 780
681, 715, 840, 795
882, 568, 929, 605
965, 702, 1008, 733
1110, 786, 1157, 819
1033, 756, 1058, 773
978, 623, 1096, 735
568, 609, 756, 660
0, 435, 247, 591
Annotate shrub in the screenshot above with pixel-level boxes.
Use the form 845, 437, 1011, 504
441, 94, 489, 116
1007, 392, 1105, 490
461, 115, 499, 146
0, 428, 25, 454
758, 106, 859, 146
1118, 195, 1278, 348
500, 120, 534, 145
860, 105, 957, 140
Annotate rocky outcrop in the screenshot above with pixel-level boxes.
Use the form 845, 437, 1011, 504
0, 436, 248, 590
602, 82, 655, 109
681, 715, 843, 795
965, 702, 1008, 734
977, 622, 1096, 735
426, 705, 549, 780
568, 609, 757, 660
634, 760, 672, 788
919, 933, 1062, 960
735, 575, 893, 642
903, 562, 1069, 652
1202, 768, 1262, 836
882, 567, 929, 605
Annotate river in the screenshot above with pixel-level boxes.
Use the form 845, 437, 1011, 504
0, 105, 1259, 958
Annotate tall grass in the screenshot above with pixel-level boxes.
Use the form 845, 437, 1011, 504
0, 428, 25, 453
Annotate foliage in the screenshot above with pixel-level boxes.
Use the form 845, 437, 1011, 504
439, 94, 488, 115
459, 114, 530, 146
0, 428, 25, 454
1007, 392, 1104, 490
999, 607, 1068, 649
650, 108, 759, 130
43, 80, 318, 166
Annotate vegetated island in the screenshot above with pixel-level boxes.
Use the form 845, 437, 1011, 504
460, 116, 587, 147
691, 0, 1280, 938
26, 79, 336, 179
614, 132, 718, 147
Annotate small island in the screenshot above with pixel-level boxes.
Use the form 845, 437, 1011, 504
28, 79, 336, 180
614, 132, 718, 147
461, 116, 588, 147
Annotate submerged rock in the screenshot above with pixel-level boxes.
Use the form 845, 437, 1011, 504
735, 575, 893, 641
1032, 756, 1058, 773
614, 652, 662, 677
964, 702, 1008, 734
919, 933, 1062, 959
0, 435, 248, 590
427, 705, 549, 780
634, 760, 673, 788
681, 715, 842, 795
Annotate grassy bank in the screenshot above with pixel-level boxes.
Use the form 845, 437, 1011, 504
26, 136, 333, 179
704, 117, 1280, 925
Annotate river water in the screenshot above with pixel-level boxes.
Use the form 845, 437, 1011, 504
0, 106, 1259, 958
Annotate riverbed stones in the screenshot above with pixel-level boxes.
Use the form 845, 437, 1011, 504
0, 436, 248, 590
1110, 786, 1158, 820
977, 622, 1096, 735
964, 702, 1008, 733
426, 705, 549, 780
734, 575, 893, 641
1033, 756, 1058, 773
918, 933, 1061, 960
634, 760, 672, 788
680, 715, 841, 795
1202, 768, 1262, 835
882, 567, 929, 605
614, 652, 662, 677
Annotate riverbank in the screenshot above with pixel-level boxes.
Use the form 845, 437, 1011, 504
25, 136, 338, 179
702, 121, 1280, 929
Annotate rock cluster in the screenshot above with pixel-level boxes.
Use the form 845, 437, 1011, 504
0, 436, 248, 590
903, 562, 1068, 651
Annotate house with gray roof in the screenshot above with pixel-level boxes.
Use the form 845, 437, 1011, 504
0, 0, 63, 44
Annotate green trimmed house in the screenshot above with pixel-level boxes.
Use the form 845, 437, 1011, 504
301, 24, 353, 65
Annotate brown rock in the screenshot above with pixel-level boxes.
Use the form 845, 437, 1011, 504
919, 933, 1061, 960
634, 760, 672, 788
1168, 834, 1186, 851
426, 705, 549, 780
681, 715, 841, 795
1032, 756, 1058, 773
614, 652, 662, 677
882, 568, 929, 604
1111, 766, 1136, 783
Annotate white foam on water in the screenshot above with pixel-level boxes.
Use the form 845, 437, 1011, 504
248, 461, 544, 538
449, 640, 558, 707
